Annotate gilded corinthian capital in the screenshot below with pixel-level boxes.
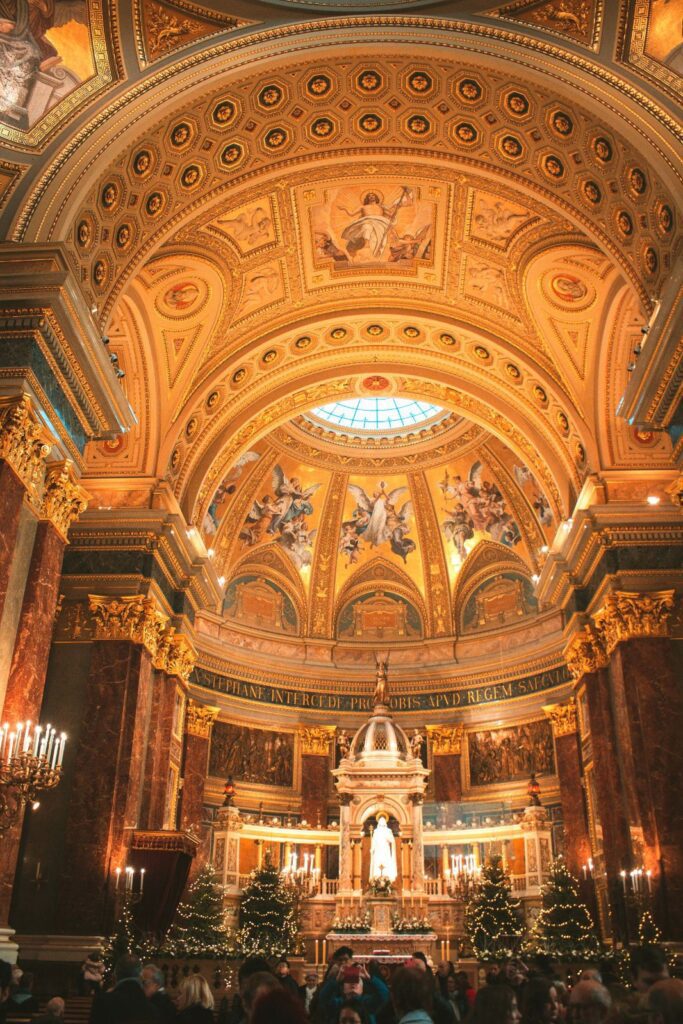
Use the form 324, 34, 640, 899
543, 699, 578, 737
185, 700, 219, 739
41, 460, 88, 540
0, 394, 52, 506
300, 726, 335, 756
563, 623, 608, 682
88, 594, 168, 657
154, 629, 196, 682
427, 724, 464, 755
593, 590, 676, 654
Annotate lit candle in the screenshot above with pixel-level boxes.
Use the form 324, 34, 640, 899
115, 867, 121, 891
646, 870, 652, 894
46, 727, 55, 765
140, 868, 145, 894
322, 939, 327, 964
582, 864, 587, 880
315, 938, 319, 965
588, 858, 594, 877
620, 870, 627, 893
56, 734, 66, 768
33, 726, 42, 757
23, 721, 32, 753
8, 732, 15, 760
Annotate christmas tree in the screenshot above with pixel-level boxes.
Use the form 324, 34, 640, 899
524, 857, 600, 959
163, 863, 232, 958
103, 903, 146, 972
235, 857, 299, 958
638, 910, 661, 946
465, 857, 523, 960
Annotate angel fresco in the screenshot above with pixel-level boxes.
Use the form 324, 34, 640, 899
239, 465, 321, 570
340, 481, 416, 564
0, 0, 90, 130
513, 462, 554, 530
201, 450, 260, 539
439, 464, 521, 558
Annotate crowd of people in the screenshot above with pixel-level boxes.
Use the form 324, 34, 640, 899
1, 944, 681, 1024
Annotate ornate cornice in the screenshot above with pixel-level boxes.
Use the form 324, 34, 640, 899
593, 590, 676, 655
88, 593, 168, 656
563, 623, 608, 683
300, 725, 336, 756
543, 698, 578, 738
40, 460, 89, 541
129, 829, 199, 855
427, 724, 464, 755
185, 699, 219, 738
0, 394, 52, 508
666, 476, 683, 508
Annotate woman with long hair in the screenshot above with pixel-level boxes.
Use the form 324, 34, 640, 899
469, 984, 522, 1024
175, 975, 215, 1023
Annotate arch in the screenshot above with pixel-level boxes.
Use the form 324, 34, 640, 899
353, 794, 411, 830
454, 540, 536, 633
229, 540, 307, 620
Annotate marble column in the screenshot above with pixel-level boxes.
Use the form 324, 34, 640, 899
411, 796, 425, 893
427, 725, 464, 804
300, 727, 334, 826
352, 839, 362, 892
0, 462, 87, 929
543, 699, 592, 878
179, 700, 219, 876
339, 797, 352, 893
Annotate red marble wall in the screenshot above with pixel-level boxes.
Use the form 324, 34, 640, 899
583, 668, 632, 877
140, 671, 179, 830
0, 521, 65, 926
432, 753, 462, 803
609, 637, 683, 938
301, 753, 329, 826
0, 462, 27, 625
180, 731, 211, 876
554, 731, 592, 878
57, 640, 154, 934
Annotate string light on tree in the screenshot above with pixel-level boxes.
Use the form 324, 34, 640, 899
523, 856, 600, 959
236, 855, 299, 958
464, 856, 523, 960
163, 863, 233, 958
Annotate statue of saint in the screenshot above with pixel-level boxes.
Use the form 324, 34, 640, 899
527, 772, 541, 806
369, 815, 397, 881
410, 729, 425, 760
373, 650, 390, 707
337, 730, 350, 760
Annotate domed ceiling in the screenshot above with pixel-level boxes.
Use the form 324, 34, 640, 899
197, 385, 558, 644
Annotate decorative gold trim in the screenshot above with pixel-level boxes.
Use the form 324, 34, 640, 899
666, 475, 683, 508
593, 589, 676, 655
129, 829, 199, 855
40, 460, 89, 541
88, 593, 168, 657
300, 725, 336, 756
185, 699, 219, 738
155, 630, 197, 682
543, 698, 578, 737
0, 394, 52, 509
427, 723, 464, 755
563, 623, 608, 682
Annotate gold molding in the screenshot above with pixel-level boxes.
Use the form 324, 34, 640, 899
185, 699, 219, 738
300, 725, 336, 756
563, 623, 608, 682
593, 589, 676, 655
0, 394, 52, 509
154, 629, 197, 682
666, 475, 683, 508
543, 698, 578, 737
40, 460, 89, 541
88, 593, 168, 657
427, 723, 464, 755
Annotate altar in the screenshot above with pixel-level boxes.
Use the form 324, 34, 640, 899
326, 931, 439, 959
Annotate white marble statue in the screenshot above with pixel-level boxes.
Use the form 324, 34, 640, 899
369, 815, 397, 881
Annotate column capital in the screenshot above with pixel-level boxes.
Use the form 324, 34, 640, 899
593, 590, 676, 655
0, 394, 52, 508
154, 630, 196, 682
543, 698, 578, 737
40, 460, 88, 540
564, 623, 608, 682
185, 699, 219, 739
300, 726, 336, 756
426, 724, 464, 755
88, 593, 169, 657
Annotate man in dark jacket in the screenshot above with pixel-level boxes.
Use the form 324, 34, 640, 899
89, 955, 160, 1023
142, 964, 175, 1021
275, 959, 302, 1002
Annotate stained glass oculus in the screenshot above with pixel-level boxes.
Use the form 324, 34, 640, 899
311, 398, 443, 432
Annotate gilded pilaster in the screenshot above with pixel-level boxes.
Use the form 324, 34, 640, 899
563, 623, 608, 683
300, 725, 335, 756
308, 472, 347, 637
408, 470, 451, 636
185, 700, 219, 739
154, 630, 197, 683
593, 590, 676, 655
426, 723, 464, 755
543, 699, 578, 737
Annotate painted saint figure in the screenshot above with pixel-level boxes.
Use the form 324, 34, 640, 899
369, 815, 397, 881
337, 187, 414, 260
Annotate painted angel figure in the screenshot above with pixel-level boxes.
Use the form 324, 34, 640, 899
442, 502, 474, 561
267, 466, 321, 535
346, 481, 415, 559
279, 514, 317, 570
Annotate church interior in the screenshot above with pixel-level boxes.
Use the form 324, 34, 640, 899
0, 0, 682, 1005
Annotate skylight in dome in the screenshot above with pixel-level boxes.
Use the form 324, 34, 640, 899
312, 398, 442, 433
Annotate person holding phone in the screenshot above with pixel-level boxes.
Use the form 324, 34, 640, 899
318, 961, 389, 1024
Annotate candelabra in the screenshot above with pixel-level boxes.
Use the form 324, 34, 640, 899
445, 853, 481, 901
112, 866, 146, 913
281, 852, 320, 896
0, 721, 66, 831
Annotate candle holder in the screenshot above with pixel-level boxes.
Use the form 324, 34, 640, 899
112, 866, 146, 913
445, 853, 481, 902
0, 722, 66, 832
281, 852, 320, 896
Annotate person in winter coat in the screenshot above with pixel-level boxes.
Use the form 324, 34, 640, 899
318, 962, 389, 1024
81, 953, 105, 995
174, 976, 214, 1024
391, 967, 435, 1024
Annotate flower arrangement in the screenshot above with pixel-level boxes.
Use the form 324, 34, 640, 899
392, 913, 432, 934
368, 875, 393, 896
331, 911, 371, 934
